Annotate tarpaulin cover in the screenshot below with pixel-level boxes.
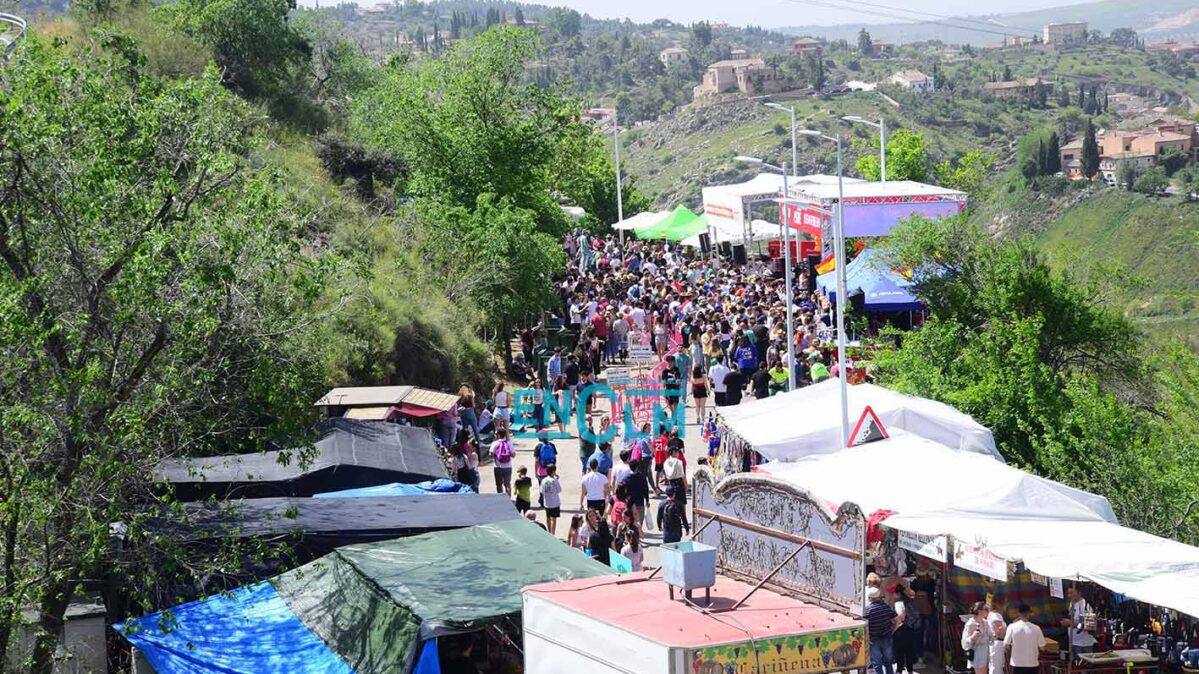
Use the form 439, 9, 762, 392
156, 419, 447, 500
313, 479, 473, 498
717, 379, 1002, 461
635, 205, 699, 239
171, 493, 517, 540
817, 247, 923, 312
273, 519, 613, 674
116, 582, 352, 674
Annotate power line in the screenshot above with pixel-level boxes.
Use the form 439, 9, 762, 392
805, 0, 1039, 37
786, 0, 1039, 41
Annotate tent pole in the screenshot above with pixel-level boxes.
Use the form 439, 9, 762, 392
942, 535, 952, 670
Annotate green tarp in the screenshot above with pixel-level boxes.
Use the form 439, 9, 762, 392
635, 205, 703, 240
273, 519, 611, 674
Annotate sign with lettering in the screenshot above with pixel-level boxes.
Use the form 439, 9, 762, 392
689, 626, 868, 674
627, 344, 654, 363
953, 540, 1009, 582
1030, 571, 1064, 599
605, 368, 632, 386
692, 470, 866, 615
897, 531, 948, 562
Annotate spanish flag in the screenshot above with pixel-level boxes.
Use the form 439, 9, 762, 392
815, 253, 836, 275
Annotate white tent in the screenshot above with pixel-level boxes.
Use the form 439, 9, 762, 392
759, 436, 1116, 523
610, 210, 668, 231
759, 439, 1199, 619
717, 380, 1002, 462
678, 218, 785, 248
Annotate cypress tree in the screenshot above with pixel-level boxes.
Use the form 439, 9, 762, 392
1047, 131, 1062, 174
1081, 119, 1101, 180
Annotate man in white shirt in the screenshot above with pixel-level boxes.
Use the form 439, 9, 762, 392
610, 449, 633, 489
709, 356, 731, 407
1005, 604, 1046, 674
579, 458, 610, 515
630, 303, 646, 332
1060, 587, 1097, 657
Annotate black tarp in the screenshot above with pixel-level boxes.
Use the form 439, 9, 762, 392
156, 419, 448, 501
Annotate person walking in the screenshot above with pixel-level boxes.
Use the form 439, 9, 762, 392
963, 602, 994, 674
489, 429, 515, 495
892, 583, 922, 674
492, 382, 512, 433
539, 464, 562, 535
867, 587, 899, 674
1004, 604, 1046, 674
579, 458, 610, 515
657, 486, 690, 544
457, 385, 482, 449
709, 355, 731, 407
988, 597, 1009, 674
691, 364, 709, 423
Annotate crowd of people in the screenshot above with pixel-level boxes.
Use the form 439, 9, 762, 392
440, 226, 854, 569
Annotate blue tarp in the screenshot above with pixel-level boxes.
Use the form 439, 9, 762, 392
116, 582, 353, 674
313, 478, 473, 498
817, 248, 924, 312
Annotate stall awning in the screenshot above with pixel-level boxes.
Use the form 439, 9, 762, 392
398, 402, 442, 417
343, 405, 396, 420
718, 379, 1002, 462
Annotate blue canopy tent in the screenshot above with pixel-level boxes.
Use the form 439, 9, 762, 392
817, 248, 923, 312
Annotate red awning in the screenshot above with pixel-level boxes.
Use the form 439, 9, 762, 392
398, 403, 442, 418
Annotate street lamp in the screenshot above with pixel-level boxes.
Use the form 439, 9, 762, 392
736, 154, 797, 392
613, 109, 625, 244
799, 128, 850, 449
764, 102, 798, 177
842, 115, 886, 186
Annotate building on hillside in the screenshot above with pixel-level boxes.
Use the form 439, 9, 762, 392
888, 69, 934, 93
1107, 92, 1148, 113
693, 58, 784, 99
871, 39, 896, 56
582, 107, 616, 127
1146, 41, 1199, 56
981, 77, 1053, 99
1060, 126, 1196, 181
659, 46, 689, 67
1043, 22, 1088, 46
729, 48, 750, 59
789, 37, 823, 58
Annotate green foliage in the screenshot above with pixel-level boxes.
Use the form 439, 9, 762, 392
354, 26, 574, 232
550, 122, 651, 229
1159, 147, 1189, 177
932, 150, 994, 201
857, 27, 873, 56
875, 215, 1199, 542
1017, 128, 1059, 180
0, 37, 332, 670
855, 129, 928, 182
543, 7, 581, 39
1134, 165, 1169, 195
1117, 160, 1138, 190
1081, 118, 1101, 180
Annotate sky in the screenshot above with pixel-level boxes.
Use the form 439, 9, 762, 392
517, 0, 1095, 28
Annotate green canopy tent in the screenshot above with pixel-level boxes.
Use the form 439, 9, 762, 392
120, 519, 612, 674
634, 205, 701, 240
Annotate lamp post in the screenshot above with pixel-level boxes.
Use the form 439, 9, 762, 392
764, 102, 799, 178
842, 115, 886, 186
613, 110, 625, 244
799, 129, 849, 448
734, 155, 796, 392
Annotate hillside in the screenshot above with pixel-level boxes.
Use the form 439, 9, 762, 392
780, 0, 1199, 45
1037, 190, 1199, 346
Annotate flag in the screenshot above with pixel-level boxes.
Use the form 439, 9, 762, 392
816, 253, 836, 275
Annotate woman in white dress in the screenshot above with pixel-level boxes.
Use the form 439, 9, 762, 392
988, 597, 1009, 674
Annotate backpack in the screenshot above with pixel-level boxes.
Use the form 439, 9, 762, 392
495, 440, 514, 464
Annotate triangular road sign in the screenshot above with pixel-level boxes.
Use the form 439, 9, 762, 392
847, 405, 889, 447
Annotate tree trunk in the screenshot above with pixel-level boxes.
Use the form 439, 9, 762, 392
30, 578, 71, 674
502, 315, 513, 372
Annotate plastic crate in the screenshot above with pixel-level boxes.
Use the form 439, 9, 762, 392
659, 541, 717, 591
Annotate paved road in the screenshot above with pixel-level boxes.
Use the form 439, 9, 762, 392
484, 388, 713, 568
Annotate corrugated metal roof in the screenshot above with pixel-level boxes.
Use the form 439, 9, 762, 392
344, 406, 394, 420
401, 388, 458, 413
315, 386, 411, 407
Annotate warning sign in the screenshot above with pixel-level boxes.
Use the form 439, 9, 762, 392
847, 406, 889, 447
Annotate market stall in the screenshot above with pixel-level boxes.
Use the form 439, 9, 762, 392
713, 379, 1003, 474
120, 519, 612, 674
817, 247, 924, 313
523, 573, 868, 674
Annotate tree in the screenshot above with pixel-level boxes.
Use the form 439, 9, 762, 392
1178, 166, 1199, 200
0, 39, 329, 672
855, 129, 928, 182
1134, 166, 1169, 195
858, 28, 874, 56
544, 7, 581, 38
932, 150, 994, 200
514, 6, 524, 26
1058, 84, 1071, 108
1081, 118, 1101, 180
1002, 64, 1012, 81
354, 26, 578, 232
550, 121, 651, 229
805, 52, 824, 90
1046, 131, 1062, 175
1109, 27, 1138, 48
1159, 147, 1189, 177
690, 21, 712, 49
1117, 160, 1138, 190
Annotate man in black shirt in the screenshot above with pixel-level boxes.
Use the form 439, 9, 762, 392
661, 355, 682, 415
723, 369, 745, 405
750, 362, 772, 400
564, 354, 580, 387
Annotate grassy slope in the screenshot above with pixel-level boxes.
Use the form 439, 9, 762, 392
1038, 189, 1199, 346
